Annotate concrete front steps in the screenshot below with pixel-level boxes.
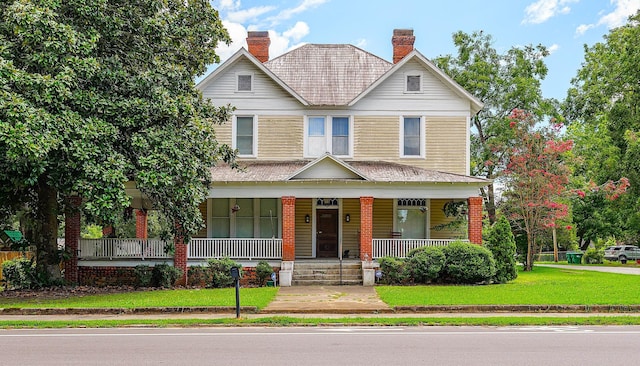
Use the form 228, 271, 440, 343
292, 260, 363, 286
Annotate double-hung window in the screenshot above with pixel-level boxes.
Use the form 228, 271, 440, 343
401, 116, 424, 157
210, 198, 280, 238
305, 116, 352, 157
233, 115, 256, 157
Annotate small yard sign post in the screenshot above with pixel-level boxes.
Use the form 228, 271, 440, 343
230, 266, 241, 318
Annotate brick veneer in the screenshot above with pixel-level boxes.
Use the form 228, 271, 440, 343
468, 196, 483, 244
64, 195, 81, 283
247, 31, 270, 62
359, 196, 374, 260
281, 196, 296, 261
135, 209, 148, 239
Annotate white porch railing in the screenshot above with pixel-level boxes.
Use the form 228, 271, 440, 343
188, 238, 283, 260
372, 239, 468, 259
79, 239, 170, 260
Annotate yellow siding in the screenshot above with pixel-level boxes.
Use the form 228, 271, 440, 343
430, 199, 467, 239
354, 116, 399, 160
258, 116, 303, 159
193, 201, 208, 238
425, 117, 467, 174
353, 116, 467, 175
373, 199, 394, 239
341, 199, 360, 256
213, 119, 232, 146
295, 199, 313, 257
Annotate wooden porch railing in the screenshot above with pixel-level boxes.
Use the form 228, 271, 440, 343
188, 238, 283, 260
78, 239, 170, 260
372, 239, 467, 259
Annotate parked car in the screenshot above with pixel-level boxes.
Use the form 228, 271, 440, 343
604, 245, 640, 262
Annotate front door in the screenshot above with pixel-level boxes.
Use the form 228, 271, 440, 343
316, 209, 338, 258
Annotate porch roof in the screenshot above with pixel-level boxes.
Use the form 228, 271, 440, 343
210, 159, 490, 184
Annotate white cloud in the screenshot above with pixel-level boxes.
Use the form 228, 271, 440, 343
354, 39, 368, 49
227, 6, 276, 23
265, 0, 329, 26
575, 0, 640, 36
283, 21, 310, 42
216, 0, 240, 11
522, 0, 578, 24
547, 43, 560, 54
214, 20, 248, 61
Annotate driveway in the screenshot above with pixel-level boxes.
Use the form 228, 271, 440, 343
537, 263, 640, 275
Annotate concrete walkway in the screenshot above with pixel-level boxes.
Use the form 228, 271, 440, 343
537, 264, 640, 275
262, 285, 392, 314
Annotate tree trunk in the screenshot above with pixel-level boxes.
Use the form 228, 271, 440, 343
525, 231, 533, 271
36, 179, 62, 281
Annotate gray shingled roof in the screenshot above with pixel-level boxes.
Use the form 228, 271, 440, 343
210, 160, 489, 184
264, 44, 393, 106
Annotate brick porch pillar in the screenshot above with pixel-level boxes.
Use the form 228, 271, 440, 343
359, 196, 374, 260
174, 222, 188, 286
135, 209, 148, 239
281, 196, 296, 261
468, 196, 483, 244
64, 195, 81, 283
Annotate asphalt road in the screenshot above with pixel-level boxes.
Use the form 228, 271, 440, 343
2, 326, 640, 365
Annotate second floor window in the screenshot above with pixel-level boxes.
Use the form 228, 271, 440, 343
234, 116, 256, 156
305, 116, 351, 157
402, 116, 423, 157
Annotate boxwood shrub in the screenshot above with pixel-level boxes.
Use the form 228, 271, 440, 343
441, 241, 496, 284
484, 216, 518, 283
378, 256, 407, 285
404, 246, 445, 284
207, 257, 242, 288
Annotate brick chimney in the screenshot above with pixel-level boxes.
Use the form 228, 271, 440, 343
392, 29, 415, 64
246, 31, 270, 62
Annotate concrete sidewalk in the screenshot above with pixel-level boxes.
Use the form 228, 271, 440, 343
537, 263, 640, 275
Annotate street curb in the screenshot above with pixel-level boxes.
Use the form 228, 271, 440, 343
0, 306, 258, 315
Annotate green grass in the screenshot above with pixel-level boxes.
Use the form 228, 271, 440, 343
2, 316, 640, 329
376, 266, 640, 306
0, 287, 278, 309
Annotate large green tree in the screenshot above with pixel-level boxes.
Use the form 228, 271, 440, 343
433, 31, 556, 224
564, 11, 640, 243
0, 0, 235, 279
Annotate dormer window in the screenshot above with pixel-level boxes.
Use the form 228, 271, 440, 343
237, 74, 253, 92
405, 73, 422, 93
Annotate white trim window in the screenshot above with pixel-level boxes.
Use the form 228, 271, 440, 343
232, 115, 257, 157
400, 116, 424, 157
404, 72, 423, 93
304, 116, 353, 158
236, 73, 253, 92
211, 198, 280, 239
395, 199, 429, 239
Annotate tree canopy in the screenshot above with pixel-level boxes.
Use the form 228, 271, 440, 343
433, 30, 557, 224
564, 10, 640, 244
0, 0, 235, 277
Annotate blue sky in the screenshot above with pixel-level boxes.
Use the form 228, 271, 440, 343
208, 0, 640, 100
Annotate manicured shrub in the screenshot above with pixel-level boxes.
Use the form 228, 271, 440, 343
133, 265, 153, 287
255, 261, 274, 287
151, 263, 183, 288
378, 256, 407, 285
187, 265, 213, 287
441, 241, 496, 284
404, 246, 445, 284
582, 248, 604, 264
484, 216, 518, 283
207, 257, 242, 288
1, 257, 37, 290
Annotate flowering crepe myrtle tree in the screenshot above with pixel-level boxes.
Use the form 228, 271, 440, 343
501, 109, 573, 271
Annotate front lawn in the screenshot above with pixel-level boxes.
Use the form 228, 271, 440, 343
0, 287, 278, 309
376, 266, 640, 306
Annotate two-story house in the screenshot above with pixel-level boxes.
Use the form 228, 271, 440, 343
190, 29, 490, 286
